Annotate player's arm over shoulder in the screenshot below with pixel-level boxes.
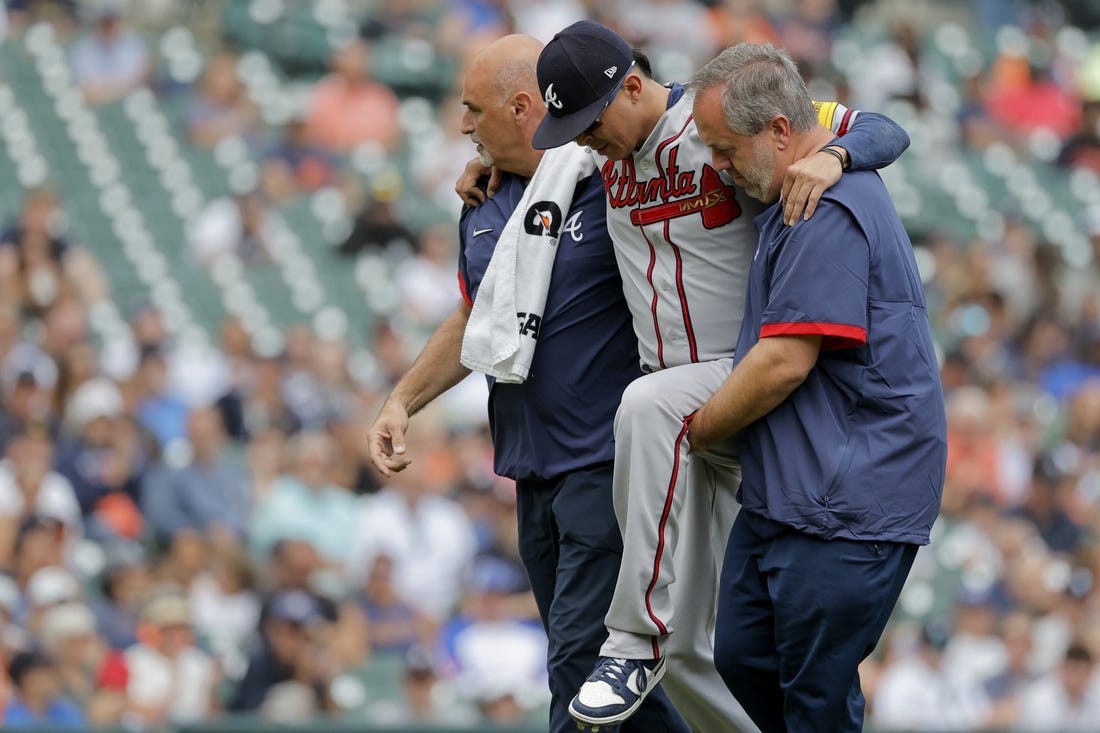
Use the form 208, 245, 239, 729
811, 101, 910, 171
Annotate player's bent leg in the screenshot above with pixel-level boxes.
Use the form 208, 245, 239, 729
660, 458, 757, 733
767, 530, 918, 733
713, 512, 786, 733
601, 359, 734, 659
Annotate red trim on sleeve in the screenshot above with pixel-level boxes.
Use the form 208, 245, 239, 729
760, 322, 866, 351
837, 108, 853, 137
457, 269, 473, 307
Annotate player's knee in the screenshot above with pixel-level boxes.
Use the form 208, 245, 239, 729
616, 373, 677, 424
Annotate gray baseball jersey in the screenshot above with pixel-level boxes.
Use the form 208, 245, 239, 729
600, 91, 856, 371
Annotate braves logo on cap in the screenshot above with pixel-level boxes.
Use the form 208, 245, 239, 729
544, 83, 563, 110
532, 20, 634, 149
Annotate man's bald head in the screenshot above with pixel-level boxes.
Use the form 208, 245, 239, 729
468, 35, 543, 107
460, 34, 548, 179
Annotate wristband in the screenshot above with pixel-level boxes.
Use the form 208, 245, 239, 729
818, 146, 847, 171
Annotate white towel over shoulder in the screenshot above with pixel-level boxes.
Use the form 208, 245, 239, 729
460, 144, 597, 383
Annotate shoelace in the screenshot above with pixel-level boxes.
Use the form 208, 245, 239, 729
592, 658, 643, 696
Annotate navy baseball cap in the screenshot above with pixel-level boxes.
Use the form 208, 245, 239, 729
533, 21, 634, 150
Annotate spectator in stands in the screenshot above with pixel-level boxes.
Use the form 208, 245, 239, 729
0, 188, 108, 314
219, 356, 300, 442
244, 426, 287, 506
848, 17, 927, 110
53, 340, 96, 415
89, 544, 149, 650
942, 588, 1008, 688
260, 117, 337, 201
23, 564, 82, 635
157, 530, 207, 595
188, 543, 260, 660
957, 69, 1015, 150
368, 320, 415, 389
985, 56, 1081, 142
141, 405, 249, 547
396, 222, 460, 330
943, 385, 1017, 512
186, 53, 259, 148
436, 0, 512, 64
0, 344, 58, 453
347, 434, 477, 624
187, 189, 274, 267
336, 191, 417, 257
124, 589, 218, 727
4, 647, 85, 728
0, 301, 20, 356
282, 337, 354, 432
368, 641, 481, 725
774, 0, 840, 77
128, 299, 170, 355
258, 532, 369, 675
871, 618, 992, 730
1055, 379, 1100, 457
1057, 96, 1100, 174
612, 0, 717, 73
0, 425, 81, 568
1016, 642, 1100, 730
437, 556, 549, 725
248, 431, 360, 567
229, 588, 335, 715
68, 1, 151, 106
357, 553, 425, 655
4, 0, 78, 36
9, 519, 67, 604
38, 602, 106, 708
303, 38, 401, 154
1014, 455, 1085, 554
132, 348, 189, 451
55, 378, 145, 540
982, 612, 1041, 728
262, 540, 330, 611
0, 572, 30, 652
706, 0, 778, 48
1031, 570, 1095, 673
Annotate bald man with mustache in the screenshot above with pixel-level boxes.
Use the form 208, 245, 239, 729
367, 35, 690, 733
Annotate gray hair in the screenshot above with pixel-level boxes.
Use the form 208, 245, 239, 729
690, 43, 816, 135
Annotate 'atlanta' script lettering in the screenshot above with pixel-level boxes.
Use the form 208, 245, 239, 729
602, 147, 696, 208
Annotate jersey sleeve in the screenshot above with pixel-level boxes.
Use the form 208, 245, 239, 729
761, 203, 869, 351
457, 206, 475, 307
813, 101, 911, 172
812, 100, 857, 135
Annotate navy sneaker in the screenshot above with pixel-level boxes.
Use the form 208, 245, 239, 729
568, 656, 667, 727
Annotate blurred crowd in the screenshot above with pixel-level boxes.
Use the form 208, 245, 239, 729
0, 0, 1097, 730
